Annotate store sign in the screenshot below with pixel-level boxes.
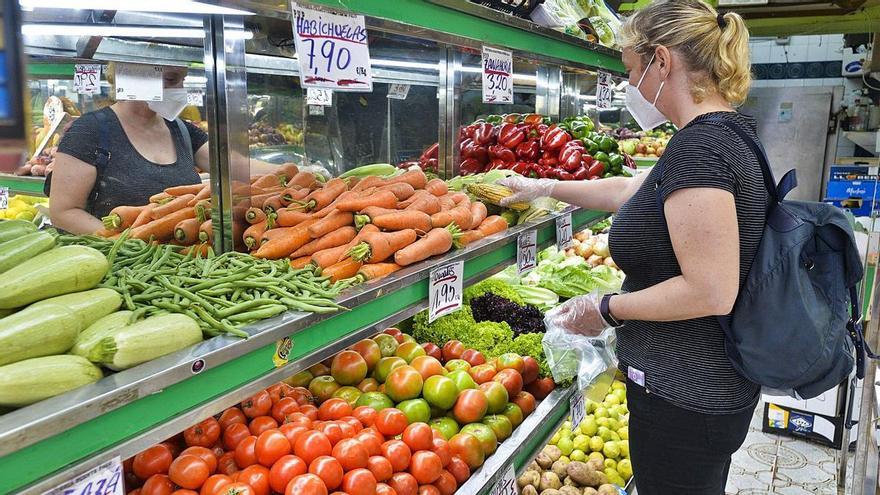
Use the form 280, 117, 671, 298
481, 46, 513, 104
44, 457, 124, 495
517, 230, 537, 275
73, 64, 101, 95
306, 87, 333, 106
595, 71, 613, 110
489, 464, 517, 495
115, 63, 163, 102
0, 187, 8, 210
291, 3, 373, 92
556, 213, 573, 251
186, 90, 204, 106
570, 388, 586, 429
387, 83, 411, 100
428, 261, 463, 323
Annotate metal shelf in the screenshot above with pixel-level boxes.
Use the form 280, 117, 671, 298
0, 173, 46, 197
0, 208, 608, 495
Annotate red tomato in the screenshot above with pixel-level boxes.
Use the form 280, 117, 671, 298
285, 474, 329, 495
367, 456, 393, 482
299, 404, 319, 421
271, 397, 301, 424
401, 423, 433, 452
266, 383, 285, 404
234, 436, 258, 468
433, 470, 457, 495
355, 430, 383, 456
218, 408, 248, 430
318, 398, 353, 421
133, 444, 173, 480
199, 474, 232, 495
180, 446, 218, 474
417, 485, 440, 495
352, 406, 378, 427
492, 369, 524, 398
511, 391, 536, 415
220, 482, 256, 495
141, 475, 175, 495
339, 416, 363, 434
375, 483, 397, 495
448, 433, 484, 470
241, 391, 272, 419
430, 438, 451, 467
223, 423, 251, 451
248, 416, 278, 436
279, 424, 309, 448
441, 341, 464, 362
216, 452, 238, 477
287, 387, 315, 406
383, 328, 403, 341
255, 429, 291, 467
308, 456, 343, 490
335, 420, 357, 440
268, 455, 307, 494
375, 408, 408, 437
452, 389, 488, 424
162, 439, 184, 457
445, 457, 469, 484
316, 421, 347, 446
520, 356, 540, 385
460, 349, 485, 366
184, 418, 221, 448
524, 377, 555, 400
410, 356, 444, 380
294, 430, 332, 465
408, 451, 442, 484
331, 438, 369, 471
210, 443, 225, 460
282, 412, 313, 428
168, 455, 210, 490
420, 343, 442, 361
342, 469, 377, 495
381, 439, 412, 472
387, 472, 418, 495
236, 465, 270, 495
468, 364, 497, 385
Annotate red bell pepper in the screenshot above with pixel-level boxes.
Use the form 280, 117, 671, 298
460, 158, 484, 175
528, 124, 548, 140
489, 144, 516, 163
420, 142, 439, 162
573, 166, 589, 181
588, 161, 606, 177
558, 142, 585, 172
558, 171, 575, 181
459, 138, 473, 154
540, 125, 571, 151
421, 158, 438, 173
523, 113, 544, 125
485, 159, 507, 171
503, 113, 522, 124
498, 123, 526, 149
515, 140, 539, 161
473, 122, 494, 145
512, 161, 532, 175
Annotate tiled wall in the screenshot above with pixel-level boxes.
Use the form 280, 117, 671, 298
750, 35, 846, 87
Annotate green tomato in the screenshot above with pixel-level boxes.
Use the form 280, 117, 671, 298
397, 398, 431, 424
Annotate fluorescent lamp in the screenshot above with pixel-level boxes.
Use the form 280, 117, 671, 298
370, 59, 439, 71
19, 0, 253, 15
21, 23, 253, 39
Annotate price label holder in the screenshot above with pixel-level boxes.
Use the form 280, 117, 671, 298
291, 3, 373, 92
387, 83, 410, 100
596, 71, 613, 110
517, 230, 537, 275
73, 64, 101, 95
186, 90, 204, 106
570, 387, 586, 429
481, 46, 513, 104
490, 464, 518, 495
115, 63, 163, 102
428, 261, 463, 323
273, 336, 294, 368
44, 457, 124, 495
0, 187, 8, 210
556, 213, 573, 251
306, 87, 333, 106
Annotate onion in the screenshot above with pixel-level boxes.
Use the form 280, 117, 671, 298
593, 241, 610, 258
586, 254, 603, 267
575, 243, 593, 259
604, 257, 618, 269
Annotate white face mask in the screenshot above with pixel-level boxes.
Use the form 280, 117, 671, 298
625, 53, 668, 131
147, 87, 188, 121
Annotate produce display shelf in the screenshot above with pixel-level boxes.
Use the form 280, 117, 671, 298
0, 207, 608, 495
0, 173, 46, 196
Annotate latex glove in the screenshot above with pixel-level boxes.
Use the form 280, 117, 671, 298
546, 294, 608, 337
497, 176, 557, 207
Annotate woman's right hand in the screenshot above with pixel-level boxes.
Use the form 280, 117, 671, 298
497, 176, 557, 206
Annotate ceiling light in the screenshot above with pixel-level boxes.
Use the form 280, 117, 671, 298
21, 24, 253, 39
18, 0, 253, 15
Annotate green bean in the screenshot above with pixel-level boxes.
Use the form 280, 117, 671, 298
227, 304, 287, 322
192, 306, 247, 338
216, 298, 284, 318
128, 307, 149, 324
280, 298, 340, 314
156, 277, 215, 311
187, 271, 255, 293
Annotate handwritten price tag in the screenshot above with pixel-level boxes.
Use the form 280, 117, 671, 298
115, 63, 163, 102
556, 213, 573, 251
306, 87, 333, 106
490, 464, 518, 495
387, 83, 410, 100
186, 90, 204, 106
0, 187, 8, 210
517, 230, 537, 275
43, 457, 124, 495
73, 64, 101, 95
291, 3, 373, 92
428, 261, 463, 323
596, 71, 613, 110
482, 46, 513, 104
570, 388, 587, 429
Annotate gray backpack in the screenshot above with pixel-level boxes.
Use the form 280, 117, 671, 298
656, 114, 874, 399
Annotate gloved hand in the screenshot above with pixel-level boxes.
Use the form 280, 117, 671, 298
497, 176, 557, 207
545, 294, 608, 337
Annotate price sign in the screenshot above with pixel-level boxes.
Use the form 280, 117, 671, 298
186, 90, 204, 106
0, 187, 8, 210
387, 83, 410, 100
517, 230, 537, 275
570, 388, 587, 429
291, 3, 373, 92
73, 64, 101, 95
556, 213, 573, 251
114, 63, 163, 102
596, 71, 613, 110
308, 105, 325, 116
481, 46, 513, 104
44, 457, 124, 495
306, 87, 333, 106
489, 464, 517, 495
428, 261, 463, 323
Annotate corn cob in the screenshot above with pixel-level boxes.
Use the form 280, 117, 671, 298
466, 183, 531, 211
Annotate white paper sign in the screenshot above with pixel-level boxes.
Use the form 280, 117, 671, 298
570, 388, 586, 429
73, 64, 101, 95
186, 90, 204, 106
428, 261, 463, 323
596, 71, 613, 110
387, 83, 410, 100
308, 105, 325, 116
556, 213, 573, 251
291, 3, 373, 92
490, 464, 517, 495
517, 230, 537, 275
43, 457, 124, 495
114, 63, 163, 102
482, 46, 513, 104
0, 187, 8, 210
306, 87, 333, 106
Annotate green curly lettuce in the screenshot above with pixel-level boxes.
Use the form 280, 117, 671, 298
463, 279, 525, 306
411, 305, 515, 359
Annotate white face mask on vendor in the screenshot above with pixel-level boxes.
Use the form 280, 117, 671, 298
625, 53, 668, 131
147, 87, 188, 121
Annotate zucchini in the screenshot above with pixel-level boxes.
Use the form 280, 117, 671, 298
33, 288, 122, 332
0, 245, 109, 309
0, 231, 56, 274
70, 310, 133, 358
0, 355, 103, 407
0, 219, 37, 244
89, 313, 203, 370
0, 308, 17, 318
0, 303, 79, 366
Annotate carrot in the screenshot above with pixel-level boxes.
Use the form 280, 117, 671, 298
280, 187, 310, 206
198, 219, 213, 244
477, 215, 508, 236
251, 192, 277, 209
470, 201, 488, 229
131, 203, 158, 228
194, 199, 212, 221
349, 229, 418, 263
188, 184, 212, 206
399, 190, 430, 209
260, 226, 288, 247
438, 195, 456, 211
425, 178, 448, 197
456, 230, 484, 247
394, 226, 455, 266
378, 182, 416, 201
252, 218, 320, 259
150, 194, 195, 220
404, 194, 442, 215
243, 219, 269, 250
449, 192, 470, 205
311, 244, 350, 269
335, 190, 398, 212
286, 171, 318, 189
263, 195, 283, 214
150, 191, 173, 203
352, 176, 387, 192
385, 169, 428, 189
251, 173, 284, 190
356, 263, 402, 282
94, 228, 118, 238
290, 255, 313, 269
251, 185, 284, 196
275, 163, 299, 180
361, 206, 400, 218
321, 257, 363, 283
290, 226, 357, 258
182, 243, 211, 257
174, 218, 201, 245
102, 205, 147, 231
431, 204, 472, 229
246, 207, 266, 225
165, 183, 205, 196
276, 208, 313, 227
301, 178, 348, 211
338, 224, 380, 263
312, 190, 358, 218
130, 207, 197, 241
308, 210, 354, 239
372, 210, 432, 233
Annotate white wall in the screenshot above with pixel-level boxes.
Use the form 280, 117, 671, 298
749, 35, 846, 88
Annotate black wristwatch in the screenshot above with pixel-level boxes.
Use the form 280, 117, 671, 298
600, 293, 624, 328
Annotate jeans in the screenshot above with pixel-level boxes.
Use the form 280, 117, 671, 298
626, 379, 754, 495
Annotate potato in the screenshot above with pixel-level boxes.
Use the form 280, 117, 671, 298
540, 490, 561, 495
528, 460, 542, 472
597, 485, 619, 495
563, 476, 578, 487
551, 460, 569, 479
539, 472, 562, 492
522, 486, 539, 495
567, 462, 604, 488
583, 489, 599, 495
559, 487, 581, 495
519, 470, 540, 489
543, 445, 563, 463
587, 459, 605, 473
536, 452, 554, 469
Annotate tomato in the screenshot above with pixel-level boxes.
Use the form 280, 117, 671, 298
372, 356, 407, 383
199, 474, 232, 495
330, 350, 369, 386
385, 366, 424, 402
430, 438, 451, 467
235, 465, 269, 495
448, 433, 484, 470
218, 408, 248, 430
428, 418, 459, 441
218, 482, 255, 495
282, 411, 312, 428
511, 391, 536, 416
241, 391, 272, 419
383, 328, 403, 340
350, 338, 382, 370
452, 389, 488, 424
169, 455, 211, 490
271, 397, 301, 424
141, 475, 175, 495
366, 456, 393, 482
408, 356, 443, 381
339, 416, 363, 434
397, 398, 431, 424
181, 446, 218, 474
387, 472, 418, 495
482, 415, 513, 442
460, 349, 485, 366
294, 430, 332, 465
478, 381, 509, 415
308, 376, 341, 404
408, 451, 442, 484
248, 416, 278, 436
265, 455, 306, 494
341, 468, 377, 495
223, 423, 251, 451
433, 470, 456, 495
420, 343, 442, 361
355, 429, 383, 456
315, 421, 347, 445
492, 369, 524, 398
299, 404, 319, 421
495, 353, 525, 374
520, 357, 539, 385
445, 370, 476, 393
308, 456, 343, 490
500, 403, 524, 428
417, 485, 440, 495
285, 473, 328, 495
443, 360, 470, 373
309, 362, 331, 377
460, 423, 497, 456
172, 490, 199, 495
394, 342, 426, 363
375, 408, 408, 437
468, 364, 497, 385
279, 423, 309, 448
217, 452, 238, 476
354, 392, 394, 412
381, 439, 412, 472
234, 436, 258, 468
286, 370, 314, 388
524, 377, 555, 400
287, 387, 315, 406
266, 383, 286, 404
255, 429, 290, 467
331, 438, 369, 471
356, 378, 380, 393
133, 444, 173, 480
445, 457, 469, 484
402, 423, 433, 451
375, 483, 397, 495
440, 341, 464, 362
332, 386, 362, 407
317, 398, 352, 421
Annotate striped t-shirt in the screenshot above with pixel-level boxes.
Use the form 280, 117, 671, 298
609, 111, 769, 414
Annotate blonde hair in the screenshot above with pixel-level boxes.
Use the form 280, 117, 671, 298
620, 0, 751, 106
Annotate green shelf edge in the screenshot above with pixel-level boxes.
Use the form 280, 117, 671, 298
0, 209, 605, 493
0, 176, 46, 196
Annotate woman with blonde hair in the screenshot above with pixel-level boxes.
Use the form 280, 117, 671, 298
500, 0, 765, 492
